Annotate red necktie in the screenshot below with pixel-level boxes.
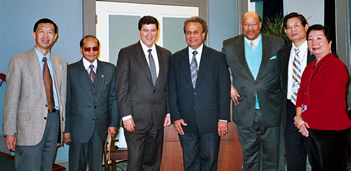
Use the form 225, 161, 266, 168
89, 64, 95, 83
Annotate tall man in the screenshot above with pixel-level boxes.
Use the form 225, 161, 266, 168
168, 16, 230, 171
222, 11, 284, 170
63, 35, 118, 170
277, 12, 314, 171
115, 16, 172, 171
3, 18, 67, 170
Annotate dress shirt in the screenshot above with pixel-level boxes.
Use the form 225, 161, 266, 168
244, 34, 261, 49
82, 57, 98, 74
287, 41, 308, 100
35, 47, 59, 110
140, 41, 159, 77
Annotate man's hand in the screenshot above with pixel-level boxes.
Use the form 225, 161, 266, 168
218, 121, 228, 136
173, 119, 187, 135
108, 127, 118, 137
163, 114, 171, 127
63, 133, 71, 145
231, 86, 240, 105
123, 118, 135, 132
5, 135, 16, 151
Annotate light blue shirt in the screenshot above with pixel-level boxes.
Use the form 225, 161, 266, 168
34, 47, 59, 110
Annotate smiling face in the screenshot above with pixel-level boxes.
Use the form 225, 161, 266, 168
307, 30, 332, 60
285, 17, 308, 47
32, 23, 57, 55
80, 37, 99, 63
139, 24, 158, 48
185, 22, 205, 50
241, 12, 262, 40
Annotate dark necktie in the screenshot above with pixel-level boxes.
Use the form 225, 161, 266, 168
42, 57, 55, 112
89, 64, 96, 83
148, 49, 157, 86
291, 48, 301, 105
190, 51, 198, 89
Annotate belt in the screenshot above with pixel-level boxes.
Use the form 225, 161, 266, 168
49, 108, 59, 113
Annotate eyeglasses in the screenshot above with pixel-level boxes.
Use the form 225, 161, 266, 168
243, 22, 259, 28
286, 23, 302, 31
84, 47, 99, 52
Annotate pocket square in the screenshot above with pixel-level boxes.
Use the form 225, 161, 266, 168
270, 56, 277, 60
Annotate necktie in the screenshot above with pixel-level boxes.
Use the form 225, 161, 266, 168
148, 49, 157, 86
42, 57, 55, 112
291, 48, 301, 105
249, 41, 254, 48
190, 51, 198, 89
89, 64, 96, 83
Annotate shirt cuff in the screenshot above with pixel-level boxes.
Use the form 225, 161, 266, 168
122, 115, 132, 121
219, 120, 228, 122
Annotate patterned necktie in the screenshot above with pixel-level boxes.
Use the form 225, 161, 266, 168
148, 49, 157, 86
291, 48, 301, 105
190, 51, 198, 89
249, 41, 254, 48
89, 64, 95, 83
42, 57, 55, 112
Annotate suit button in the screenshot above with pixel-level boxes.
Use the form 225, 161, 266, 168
93, 85, 95, 87
194, 107, 196, 109
153, 90, 155, 93
94, 93, 96, 96
94, 106, 97, 108
194, 92, 196, 95
45, 104, 48, 107
44, 117, 47, 120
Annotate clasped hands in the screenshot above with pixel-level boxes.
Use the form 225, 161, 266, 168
173, 119, 228, 136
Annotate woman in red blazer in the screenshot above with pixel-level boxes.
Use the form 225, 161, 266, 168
294, 24, 351, 170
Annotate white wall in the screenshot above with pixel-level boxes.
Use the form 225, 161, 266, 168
284, 0, 324, 25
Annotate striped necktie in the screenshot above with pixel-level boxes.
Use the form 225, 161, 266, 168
89, 64, 95, 83
148, 49, 157, 86
190, 51, 198, 89
291, 48, 301, 105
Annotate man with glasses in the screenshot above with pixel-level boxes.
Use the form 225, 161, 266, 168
63, 35, 118, 170
222, 11, 284, 170
278, 12, 314, 171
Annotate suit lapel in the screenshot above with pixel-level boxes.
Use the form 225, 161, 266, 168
179, 48, 193, 86
155, 45, 165, 87
77, 59, 94, 101
257, 35, 271, 80
27, 48, 47, 100
196, 45, 210, 87
135, 42, 154, 86
51, 54, 62, 100
95, 60, 105, 102
234, 36, 255, 80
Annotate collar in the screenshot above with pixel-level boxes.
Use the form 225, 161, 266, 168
34, 47, 51, 62
82, 57, 98, 70
140, 40, 156, 54
244, 34, 261, 48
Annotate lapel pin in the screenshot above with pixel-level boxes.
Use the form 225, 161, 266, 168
101, 75, 104, 78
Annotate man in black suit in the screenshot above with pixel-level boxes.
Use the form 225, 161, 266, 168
222, 11, 284, 170
115, 16, 172, 171
168, 16, 231, 171
64, 35, 118, 171
277, 12, 314, 171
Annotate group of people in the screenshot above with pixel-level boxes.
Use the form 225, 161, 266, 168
3, 10, 350, 171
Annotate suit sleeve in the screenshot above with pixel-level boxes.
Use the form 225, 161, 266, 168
217, 53, 231, 121
109, 69, 119, 127
64, 66, 71, 133
3, 57, 21, 135
115, 49, 132, 118
168, 55, 182, 122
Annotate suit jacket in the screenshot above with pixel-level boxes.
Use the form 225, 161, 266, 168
65, 59, 118, 143
222, 34, 284, 128
3, 48, 67, 145
277, 45, 315, 133
168, 45, 231, 133
115, 41, 171, 130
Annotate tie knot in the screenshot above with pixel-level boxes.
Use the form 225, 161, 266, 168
89, 64, 94, 70
148, 49, 152, 53
294, 48, 300, 54
249, 41, 254, 48
42, 57, 47, 62
192, 51, 198, 56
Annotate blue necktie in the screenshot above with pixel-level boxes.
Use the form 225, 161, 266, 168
190, 51, 198, 89
291, 48, 301, 105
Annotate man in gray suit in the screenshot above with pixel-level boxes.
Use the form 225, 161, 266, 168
3, 18, 67, 170
115, 16, 172, 171
63, 35, 118, 171
222, 11, 284, 170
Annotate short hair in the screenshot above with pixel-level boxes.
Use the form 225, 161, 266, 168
283, 12, 308, 28
183, 16, 208, 38
33, 18, 58, 33
138, 16, 159, 30
306, 24, 331, 42
80, 35, 100, 47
